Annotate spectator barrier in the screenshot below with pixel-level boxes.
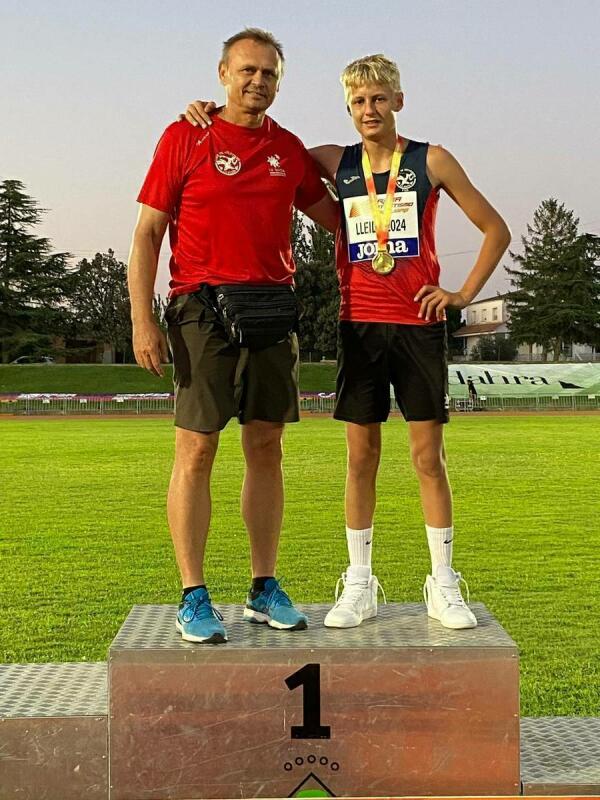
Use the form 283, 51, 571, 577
1, 392, 598, 415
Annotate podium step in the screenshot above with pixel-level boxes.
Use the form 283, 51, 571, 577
0, 662, 107, 799
2, 642, 599, 797
109, 602, 520, 799
521, 716, 600, 795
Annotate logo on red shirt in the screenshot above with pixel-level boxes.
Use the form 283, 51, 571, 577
215, 151, 241, 176
267, 154, 286, 177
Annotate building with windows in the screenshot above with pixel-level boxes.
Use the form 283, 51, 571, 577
452, 294, 509, 358
452, 294, 598, 361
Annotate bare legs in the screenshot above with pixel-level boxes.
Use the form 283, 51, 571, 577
167, 427, 219, 587
344, 419, 451, 530
167, 421, 285, 587
241, 421, 284, 577
345, 423, 381, 529
408, 420, 452, 528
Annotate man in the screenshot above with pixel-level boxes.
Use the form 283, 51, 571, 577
184, 53, 510, 631
467, 378, 478, 405
129, 28, 338, 644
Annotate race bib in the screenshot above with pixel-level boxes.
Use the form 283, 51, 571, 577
343, 191, 419, 263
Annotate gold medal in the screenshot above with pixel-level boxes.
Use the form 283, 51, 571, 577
362, 137, 404, 277
372, 250, 395, 275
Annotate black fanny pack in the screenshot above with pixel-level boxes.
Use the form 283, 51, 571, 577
198, 283, 298, 351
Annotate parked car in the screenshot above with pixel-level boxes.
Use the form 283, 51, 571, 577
10, 355, 55, 364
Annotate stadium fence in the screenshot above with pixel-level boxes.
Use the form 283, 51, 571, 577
1, 393, 598, 416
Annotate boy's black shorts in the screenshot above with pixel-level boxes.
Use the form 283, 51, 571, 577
334, 321, 450, 424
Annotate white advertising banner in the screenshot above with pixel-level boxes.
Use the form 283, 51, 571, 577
449, 363, 600, 397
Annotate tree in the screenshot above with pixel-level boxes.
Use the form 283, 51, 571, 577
0, 179, 72, 361
153, 293, 168, 329
292, 212, 318, 355
290, 210, 311, 266
293, 213, 338, 358
560, 233, 600, 349
506, 198, 600, 361
471, 333, 518, 361
70, 250, 133, 362
306, 221, 338, 356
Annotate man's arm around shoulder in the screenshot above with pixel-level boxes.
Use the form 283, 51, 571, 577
309, 145, 344, 183
302, 192, 340, 234
300, 145, 345, 233
128, 204, 170, 377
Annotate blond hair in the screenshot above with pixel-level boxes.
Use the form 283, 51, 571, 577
221, 27, 285, 72
340, 54, 401, 103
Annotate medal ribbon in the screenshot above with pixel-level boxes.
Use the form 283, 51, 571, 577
361, 137, 403, 254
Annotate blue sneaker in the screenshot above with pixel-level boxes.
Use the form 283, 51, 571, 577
243, 578, 308, 630
176, 587, 227, 644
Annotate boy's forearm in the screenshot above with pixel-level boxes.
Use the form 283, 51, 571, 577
459, 222, 511, 304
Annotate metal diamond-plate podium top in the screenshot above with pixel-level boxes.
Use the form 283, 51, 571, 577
0, 662, 107, 718
110, 602, 516, 662
521, 716, 600, 792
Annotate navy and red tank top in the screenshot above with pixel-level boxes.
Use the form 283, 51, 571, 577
335, 139, 441, 324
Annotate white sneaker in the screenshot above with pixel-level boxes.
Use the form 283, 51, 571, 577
423, 565, 477, 629
324, 566, 386, 628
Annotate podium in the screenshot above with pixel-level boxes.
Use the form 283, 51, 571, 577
108, 603, 520, 799
0, 662, 107, 799
4, 605, 600, 798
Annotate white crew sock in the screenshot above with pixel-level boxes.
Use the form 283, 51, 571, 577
426, 525, 454, 576
346, 526, 373, 571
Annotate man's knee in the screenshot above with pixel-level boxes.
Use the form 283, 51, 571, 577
243, 423, 284, 468
411, 444, 446, 479
175, 429, 219, 475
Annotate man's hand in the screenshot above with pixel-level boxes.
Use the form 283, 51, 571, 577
132, 319, 169, 378
414, 286, 469, 322
179, 100, 217, 127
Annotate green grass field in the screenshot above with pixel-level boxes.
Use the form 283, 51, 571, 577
0, 363, 337, 394
1, 414, 599, 716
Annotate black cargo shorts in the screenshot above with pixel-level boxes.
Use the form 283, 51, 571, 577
165, 292, 300, 433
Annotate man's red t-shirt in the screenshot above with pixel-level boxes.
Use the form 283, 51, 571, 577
137, 116, 327, 296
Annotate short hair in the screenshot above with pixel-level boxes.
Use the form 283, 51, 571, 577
340, 54, 402, 103
221, 27, 285, 72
